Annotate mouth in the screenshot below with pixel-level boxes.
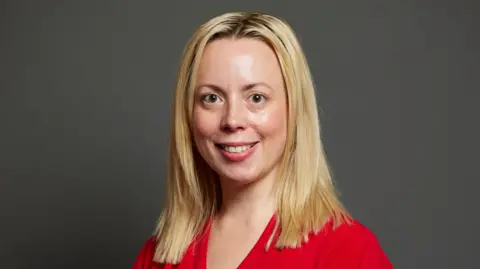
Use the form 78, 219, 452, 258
215, 142, 259, 153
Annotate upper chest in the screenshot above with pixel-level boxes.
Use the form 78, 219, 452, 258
158, 237, 329, 269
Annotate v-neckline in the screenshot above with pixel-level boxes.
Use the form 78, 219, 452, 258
198, 214, 277, 269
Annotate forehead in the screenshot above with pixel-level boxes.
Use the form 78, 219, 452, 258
196, 38, 284, 87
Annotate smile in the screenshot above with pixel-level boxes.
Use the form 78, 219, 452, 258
215, 142, 259, 162
217, 143, 257, 153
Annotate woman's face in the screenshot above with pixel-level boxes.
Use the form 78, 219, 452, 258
191, 38, 287, 185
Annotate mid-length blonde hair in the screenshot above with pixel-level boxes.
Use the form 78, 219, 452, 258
153, 12, 351, 264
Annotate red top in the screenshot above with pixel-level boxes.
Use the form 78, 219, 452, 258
133, 216, 394, 269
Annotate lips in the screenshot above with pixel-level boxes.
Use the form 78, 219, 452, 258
215, 142, 258, 153
213, 141, 259, 162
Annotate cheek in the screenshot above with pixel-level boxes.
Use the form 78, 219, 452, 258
249, 104, 287, 139
192, 109, 217, 142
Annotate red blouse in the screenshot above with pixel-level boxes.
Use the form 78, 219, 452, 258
133, 216, 394, 269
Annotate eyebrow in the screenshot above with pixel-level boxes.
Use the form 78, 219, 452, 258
195, 82, 274, 93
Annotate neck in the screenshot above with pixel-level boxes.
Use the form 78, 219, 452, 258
216, 169, 278, 228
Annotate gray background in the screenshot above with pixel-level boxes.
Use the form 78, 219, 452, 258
1, 0, 478, 268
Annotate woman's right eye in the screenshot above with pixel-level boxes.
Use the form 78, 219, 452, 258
202, 94, 221, 103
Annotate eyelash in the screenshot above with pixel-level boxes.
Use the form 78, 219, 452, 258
200, 93, 267, 104
201, 93, 221, 103
249, 93, 266, 104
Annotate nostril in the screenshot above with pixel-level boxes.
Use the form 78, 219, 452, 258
221, 122, 243, 132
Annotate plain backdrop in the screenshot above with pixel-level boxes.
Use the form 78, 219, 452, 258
1, 1, 478, 268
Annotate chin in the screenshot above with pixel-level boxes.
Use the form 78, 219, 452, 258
217, 169, 260, 185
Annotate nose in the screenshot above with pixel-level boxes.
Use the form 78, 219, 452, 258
221, 98, 247, 133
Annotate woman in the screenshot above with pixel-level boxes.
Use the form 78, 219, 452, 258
133, 12, 393, 269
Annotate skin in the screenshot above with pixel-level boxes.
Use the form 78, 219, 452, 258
191, 38, 288, 269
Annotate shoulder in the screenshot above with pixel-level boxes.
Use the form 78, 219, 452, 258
132, 237, 157, 269
311, 219, 394, 268
320, 219, 379, 247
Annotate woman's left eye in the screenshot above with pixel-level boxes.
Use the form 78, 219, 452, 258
249, 94, 266, 104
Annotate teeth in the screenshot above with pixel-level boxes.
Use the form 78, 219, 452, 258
222, 145, 252, 153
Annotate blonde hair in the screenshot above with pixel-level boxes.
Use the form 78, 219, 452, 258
153, 12, 351, 264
